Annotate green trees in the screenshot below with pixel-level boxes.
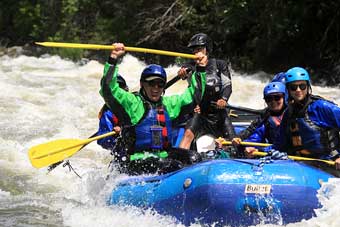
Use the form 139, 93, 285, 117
1, 0, 339, 84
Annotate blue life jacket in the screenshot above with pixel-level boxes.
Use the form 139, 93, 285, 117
264, 115, 283, 144
245, 113, 283, 152
134, 104, 172, 151
285, 96, 340, 158
121, 96, 172, 154
97, 105, 119, 150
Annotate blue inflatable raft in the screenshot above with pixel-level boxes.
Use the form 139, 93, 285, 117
108, 159, 333, 226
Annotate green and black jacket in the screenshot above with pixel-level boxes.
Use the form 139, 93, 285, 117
99, 59, 206, 128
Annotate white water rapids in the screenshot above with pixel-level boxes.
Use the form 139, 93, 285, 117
0, 53, 339, 227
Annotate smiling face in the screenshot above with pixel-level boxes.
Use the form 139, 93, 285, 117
141, 79, 165, 102
288, 80, 308, 102
264, 93, 285, 113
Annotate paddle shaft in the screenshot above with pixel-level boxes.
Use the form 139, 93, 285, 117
220, 138, 335, 166
164, 75, 181, 89
226, 104, 265, 115
36, 42, 196, 59
165, 68, 192, 89
221, 140, 271, 147
33, 131, 116, 159
253, 151, 335, 166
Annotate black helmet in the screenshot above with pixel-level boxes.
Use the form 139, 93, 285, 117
187, 33, 212, 53
117, 74, 129, 91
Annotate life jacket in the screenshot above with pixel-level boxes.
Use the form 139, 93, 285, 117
98, 104, 119, 125
123, 95, 172, 155
134, 105, 171, 151
285, 95, 340, 158
97, 104, 119, 150
200, 59, 223, 113
264, 114, 283, 144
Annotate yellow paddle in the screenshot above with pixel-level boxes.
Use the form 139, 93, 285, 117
220, 140, 272, 147
252, 151, 335, 166
218, 138, 335, 166
35, 42, 196, 59
28, 131, 116, 169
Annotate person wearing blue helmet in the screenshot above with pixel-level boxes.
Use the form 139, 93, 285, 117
97, 74, 129, 151
231, 81, 287, 156
271, 72, 286, 84
273, 67, 340, 176
271, 72, 289, 105
100, 43, 207, 175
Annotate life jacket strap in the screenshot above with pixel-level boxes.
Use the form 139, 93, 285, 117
156, 106, 169, 149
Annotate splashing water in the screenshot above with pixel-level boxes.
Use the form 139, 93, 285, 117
0, 53, 339, 227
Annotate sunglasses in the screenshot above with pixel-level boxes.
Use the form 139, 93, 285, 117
264, 95, 283, 103
147, 80, 165, 88
288, 83, 307, 91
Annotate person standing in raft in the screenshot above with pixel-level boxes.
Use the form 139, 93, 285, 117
273, 67, 340, 176
100, 43, 207, 175
97, 74, 129, 151
177, 33, 236, 152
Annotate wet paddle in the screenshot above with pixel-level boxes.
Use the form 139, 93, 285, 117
28, 131, 116, 168
226, 104, 265, 115
253, 151, 335, 166
220, 140, 271, 147
35, 42, 196, 59
165, 75, 181, 89
39, 69, 184, 169
219, 138, 335, 166
164, 68, 191, 90
47, 131, 99, 171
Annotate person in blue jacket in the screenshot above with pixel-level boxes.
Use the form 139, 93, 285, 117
231, 81, 287, 156
234, 72, 287, 141
274, 67, 340, 176
97, 74, 129, 150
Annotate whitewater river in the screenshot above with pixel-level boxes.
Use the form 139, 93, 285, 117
0, 53, 339, 227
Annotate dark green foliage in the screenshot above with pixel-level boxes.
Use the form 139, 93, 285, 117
1, 0, 340, 84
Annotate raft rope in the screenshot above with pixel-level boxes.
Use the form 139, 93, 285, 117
47, 160, 82, 178
63, 160, 82, 178
226, 156, 273, 171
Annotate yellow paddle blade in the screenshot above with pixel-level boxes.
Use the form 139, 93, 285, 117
253, 151, 335, 166
29, 139, 85, 168
35, 42, 196, 59
28, 131, 116, 169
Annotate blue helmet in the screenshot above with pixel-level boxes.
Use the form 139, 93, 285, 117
285, 67, 310, 83
140, 64, 167, 82
271, 72, 286, 84
263, 82, 286, 97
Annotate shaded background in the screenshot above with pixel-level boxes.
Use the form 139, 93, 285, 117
1, 0, 340, 85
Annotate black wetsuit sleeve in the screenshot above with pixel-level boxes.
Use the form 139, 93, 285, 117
224, 115, 236, 139
217, 59, 232, 102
